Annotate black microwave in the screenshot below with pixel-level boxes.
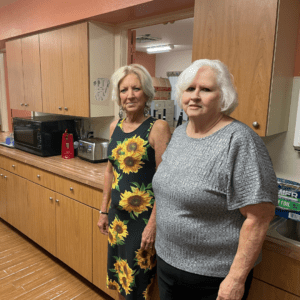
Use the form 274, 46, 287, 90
13, 116, 78, 157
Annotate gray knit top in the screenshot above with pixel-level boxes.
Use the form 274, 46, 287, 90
152, 120, 278, 277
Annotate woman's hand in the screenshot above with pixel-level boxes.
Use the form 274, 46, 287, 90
216, 275, 245, 300
140, 222, 156, 250
97, 214, 109, 235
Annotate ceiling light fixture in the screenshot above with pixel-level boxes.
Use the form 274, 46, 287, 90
146, 44, 174, 54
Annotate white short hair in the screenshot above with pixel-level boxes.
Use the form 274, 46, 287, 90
175, 59, 238, 115
110, 64, 155, 109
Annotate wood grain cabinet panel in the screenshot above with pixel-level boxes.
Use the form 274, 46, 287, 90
0, 155, 4, 169
55, 175, 95, 207
61, 23, 89, 117
5, 39, 25, 110
6, 21, 115, 117
26, 165, 56, 191
56, 194, 92, 281
192, 0, 299, 136
39, 30, 64, 115
0, 168, 8, 221
5, 172, 28, 234
253, 248, 300, 296
248, 278, 300, 300
4, 157, 29, 178
22, 35, 43, 112
26, 181, 56, 256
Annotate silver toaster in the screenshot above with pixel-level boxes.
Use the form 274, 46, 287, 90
78, 138, 109, 163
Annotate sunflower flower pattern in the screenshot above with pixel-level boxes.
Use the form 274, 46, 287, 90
108, 216, 129, 247
106, 117, 157, 300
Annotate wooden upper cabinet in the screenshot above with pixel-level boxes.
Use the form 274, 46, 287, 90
61, 23, 89, 117
6, 39, 25, 110
22, 35, 43, 112
40, 30, 64, 115
6, 21, 115, 117
6, 36, 43, 112
192, 0, 300, 136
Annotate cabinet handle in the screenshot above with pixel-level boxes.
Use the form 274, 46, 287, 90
70, 187, 73, 191
64, 107, 68, 111
59, 107, 62, 110
55, 199, 59, 202
25, 103, 28, 107
0, 174, 3, 176
4, 176, 7, 179
49, 197, 53, 200
20, 103, 24, 106
12, 165, 15, 168
252, 121, 259, 128
37, 175, 41, 178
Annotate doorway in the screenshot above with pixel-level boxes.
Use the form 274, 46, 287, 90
128, 18, 194, 127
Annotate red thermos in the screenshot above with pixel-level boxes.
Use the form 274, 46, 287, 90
61, 129, 74, 159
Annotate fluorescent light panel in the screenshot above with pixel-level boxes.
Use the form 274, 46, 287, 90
146, 44, 174, 54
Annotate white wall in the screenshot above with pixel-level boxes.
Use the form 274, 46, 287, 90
155, 49, 192, 77
262, 77, 300, 182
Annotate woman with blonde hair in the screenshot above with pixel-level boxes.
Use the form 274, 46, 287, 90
98, 64, 171, 300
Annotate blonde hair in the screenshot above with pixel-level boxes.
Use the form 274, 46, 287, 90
111, 64, 155, 109
175, 59, 238, 115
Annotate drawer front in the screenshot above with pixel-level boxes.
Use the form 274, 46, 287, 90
55, 175, 102, 208
27, 165, 56, 191
3, 157, 29, 178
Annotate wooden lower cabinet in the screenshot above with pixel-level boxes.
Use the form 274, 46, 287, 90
26, 181, 56, 256
5, 171, 28, 234
56, 194, 93, 282
0, 168, 8, 220
248, 278, 300, 300
253, 248, 300, 297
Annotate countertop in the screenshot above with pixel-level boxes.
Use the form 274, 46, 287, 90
0, 132, 107, 190
1, 132, 300, 261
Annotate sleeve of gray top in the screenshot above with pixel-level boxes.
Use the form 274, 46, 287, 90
226, 130, 278, 210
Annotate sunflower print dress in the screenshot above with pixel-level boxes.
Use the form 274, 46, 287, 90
106, 117, 157, 300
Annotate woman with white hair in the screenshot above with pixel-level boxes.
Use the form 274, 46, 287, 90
152, 59, 278, 300
97, 64, 171, 300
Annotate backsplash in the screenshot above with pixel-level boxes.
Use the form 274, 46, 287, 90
35, 112, 114, 140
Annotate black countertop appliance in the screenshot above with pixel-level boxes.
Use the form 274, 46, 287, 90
13, 115, 78, 157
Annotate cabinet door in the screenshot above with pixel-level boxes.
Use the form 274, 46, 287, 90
27, 181, 56, 256
6, 172, 28, 234
56, 194, 92, 281
92, 209, 117, 299
253, 248, 300, 296
0, 169, 7, 221
6, 39, 25, 110
248, 278, 300, 300
40, 30, 65, 115
61, 23, 89, 117
192, 0, 278, 136
22, 35, 43, 112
